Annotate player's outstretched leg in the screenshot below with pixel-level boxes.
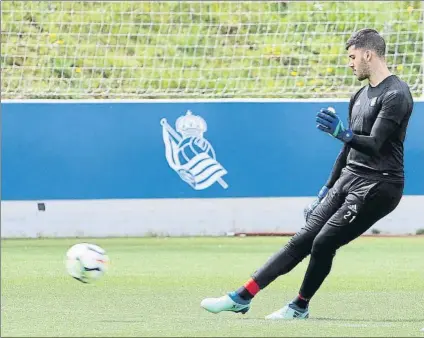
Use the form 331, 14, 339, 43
200, 181, 346, 316
200, 218, 328, 315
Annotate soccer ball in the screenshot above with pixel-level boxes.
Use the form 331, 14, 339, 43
65, 243, 109, 283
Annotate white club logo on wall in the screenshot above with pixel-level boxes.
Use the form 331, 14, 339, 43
161, 110, 228, 190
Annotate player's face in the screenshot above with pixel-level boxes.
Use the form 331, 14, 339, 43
347, 46, 371, 81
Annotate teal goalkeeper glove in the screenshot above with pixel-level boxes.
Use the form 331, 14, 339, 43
316, 107, 353, 142
303, 186, 329, 221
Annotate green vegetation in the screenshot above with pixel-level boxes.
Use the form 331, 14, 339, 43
1, 1, 423, 99
2, 237, 424, 337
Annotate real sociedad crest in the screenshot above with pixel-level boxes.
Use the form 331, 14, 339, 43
161, 110, 228, 190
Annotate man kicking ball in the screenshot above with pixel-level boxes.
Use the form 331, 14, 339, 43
200, 28, 414, 319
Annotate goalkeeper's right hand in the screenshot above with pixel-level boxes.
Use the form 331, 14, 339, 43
303, 186, 329, 221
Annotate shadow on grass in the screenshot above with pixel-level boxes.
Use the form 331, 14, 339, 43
98, 320, 146, 323
238, 317, 424, 323
313, 317, 424, 323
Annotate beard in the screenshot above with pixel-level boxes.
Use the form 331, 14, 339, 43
356, 72, 368, 81
356, 59, 371, 81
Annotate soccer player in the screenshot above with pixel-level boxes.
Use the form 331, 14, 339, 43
200, 28, 414, 319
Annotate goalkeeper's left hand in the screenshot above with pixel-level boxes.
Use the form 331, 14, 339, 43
316, 107, 353, 142
303, 185, 329, 221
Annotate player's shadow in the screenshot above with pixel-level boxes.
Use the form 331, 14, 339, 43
313, 317, 424, 323
238, 317, 424, 323
98, 320, 145, 323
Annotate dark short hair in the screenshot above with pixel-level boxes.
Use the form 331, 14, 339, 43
345, 28, 386, 57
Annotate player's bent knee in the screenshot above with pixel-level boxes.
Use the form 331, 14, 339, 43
310, 234, 336, 257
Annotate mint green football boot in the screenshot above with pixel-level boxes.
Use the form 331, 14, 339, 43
201, 292, 250, 314
265, 302, 309, 320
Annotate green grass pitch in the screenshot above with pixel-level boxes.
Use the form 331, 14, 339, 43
2, 237, 424, 337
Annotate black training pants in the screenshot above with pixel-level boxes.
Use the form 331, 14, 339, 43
251, 169, 403, 299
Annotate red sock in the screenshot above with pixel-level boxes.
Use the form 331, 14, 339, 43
292, 293, 309, 309
298, 293, 309, 301
243, 278, 260, 296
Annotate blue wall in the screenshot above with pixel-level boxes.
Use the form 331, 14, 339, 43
1, 101, 423, 200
